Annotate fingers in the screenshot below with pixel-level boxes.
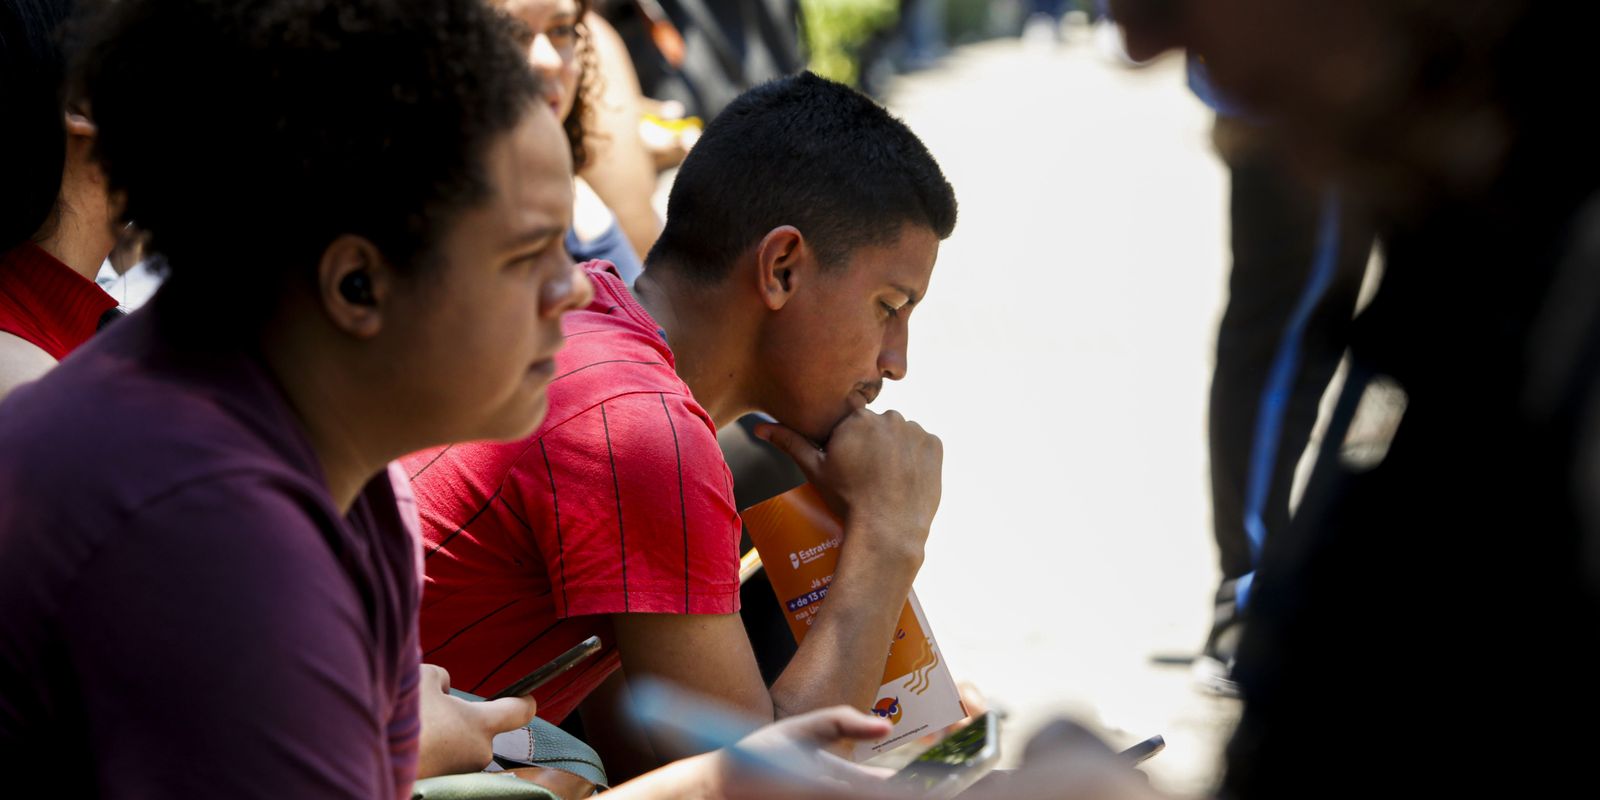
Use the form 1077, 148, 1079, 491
957, 681, 988, 717
474, 695, 540, 736
773, 706, 893, 747
752, 422, 824, 477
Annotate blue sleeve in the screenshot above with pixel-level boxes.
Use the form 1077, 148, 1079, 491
566, 221, 644, 288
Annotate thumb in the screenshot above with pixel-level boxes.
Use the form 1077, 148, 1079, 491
474, 695, 540, 736
783, 706, 893, 747
420, 663, 451, 694
752, 422, 825, 478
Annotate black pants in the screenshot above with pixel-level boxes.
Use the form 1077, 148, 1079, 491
1208, 139, 1371, 604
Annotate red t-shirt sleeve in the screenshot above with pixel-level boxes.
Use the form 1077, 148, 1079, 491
507, 391, 742, 618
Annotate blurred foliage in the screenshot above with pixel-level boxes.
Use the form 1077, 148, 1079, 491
943, 0, 993, 42
801, 0, 898, 86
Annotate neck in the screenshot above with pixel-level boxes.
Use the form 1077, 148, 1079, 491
632, 266, 757, 429
259, 316, 392, 512
35, 213, 110, 284
37, 160, 117, 283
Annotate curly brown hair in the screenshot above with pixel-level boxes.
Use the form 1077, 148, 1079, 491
563, 0, 602, 172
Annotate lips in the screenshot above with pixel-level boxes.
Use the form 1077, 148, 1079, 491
528, 340, 563, 379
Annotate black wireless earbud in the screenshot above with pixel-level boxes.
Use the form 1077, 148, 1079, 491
339, 271, 375, 306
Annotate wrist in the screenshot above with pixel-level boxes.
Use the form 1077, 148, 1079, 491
841, 516, 927, 574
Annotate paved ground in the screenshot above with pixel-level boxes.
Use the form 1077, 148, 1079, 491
867, 28, 1241, 796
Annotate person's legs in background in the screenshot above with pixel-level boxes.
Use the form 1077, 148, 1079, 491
1201, 118, 1371, 694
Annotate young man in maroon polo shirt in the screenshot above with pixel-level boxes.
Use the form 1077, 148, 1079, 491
0, 0, 596, 792
405, 71, 957, 776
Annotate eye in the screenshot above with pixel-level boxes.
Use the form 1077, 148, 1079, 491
508, 248, 546, 270
549, 23, 579, 45
507, 18, 536, 48
880, 301, 901, 318
507, 237, 564, 271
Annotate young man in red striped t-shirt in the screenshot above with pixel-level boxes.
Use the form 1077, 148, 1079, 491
403, 72, 957, 777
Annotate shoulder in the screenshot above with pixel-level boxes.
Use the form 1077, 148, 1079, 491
0, 332, 56, 403
115, 472, 346, 573
0, 352, 329, 560
1, 465, 351, 649
538, 317, 683, 436
542, 389, 718, 467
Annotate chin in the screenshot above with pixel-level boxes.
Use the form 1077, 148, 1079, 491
483, 392, 550, 443
802, 410, 854, 447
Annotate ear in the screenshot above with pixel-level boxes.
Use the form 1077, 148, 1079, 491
316, 235, 392, 339
62, 111, 104, 187
64, 111, 96, 139
754, 225, 809, 311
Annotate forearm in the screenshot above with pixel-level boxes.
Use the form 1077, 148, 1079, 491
768, 518, 924, 717
602, 753, 723, 800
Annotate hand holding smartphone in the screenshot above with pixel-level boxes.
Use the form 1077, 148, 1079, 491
1120, 735, 1166, 765
488, 635, 602, 701
888, 712, 1002, 799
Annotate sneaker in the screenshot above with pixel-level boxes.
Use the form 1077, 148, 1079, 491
1192, 652, 1241, 698
1193, 582, 1244, 697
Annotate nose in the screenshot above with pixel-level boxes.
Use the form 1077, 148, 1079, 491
542, 261, 594, 318
878, 319, 908, 382
529, 32, 562, 75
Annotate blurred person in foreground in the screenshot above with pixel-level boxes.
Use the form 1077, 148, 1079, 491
649, 2, 1600, 797
1102, 0, 1600, 796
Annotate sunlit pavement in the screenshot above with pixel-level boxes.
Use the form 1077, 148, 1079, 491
874, 29, 1238, 796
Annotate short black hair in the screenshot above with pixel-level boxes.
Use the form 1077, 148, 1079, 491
76, 0, 541, 327
647, 71, 957, 282
0, 0, 74, 253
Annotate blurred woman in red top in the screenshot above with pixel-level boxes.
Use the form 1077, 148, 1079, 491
0, 0, 118, 400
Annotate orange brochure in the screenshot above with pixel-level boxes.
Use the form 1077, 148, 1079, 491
742, 484, 967, 760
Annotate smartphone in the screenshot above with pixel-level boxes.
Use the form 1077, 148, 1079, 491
1120, 734, 1166, 765
488, 635, 602, 700
888, 713, 1001, 799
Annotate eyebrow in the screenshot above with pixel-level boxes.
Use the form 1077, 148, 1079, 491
501, 224, 566, 252
890, 284, 921, 306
